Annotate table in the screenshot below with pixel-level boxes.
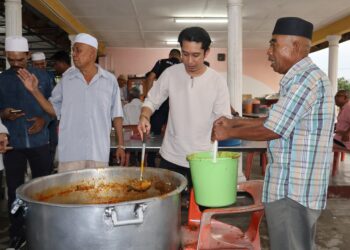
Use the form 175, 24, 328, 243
111, 135, 267, 152
242, 113, 268, 119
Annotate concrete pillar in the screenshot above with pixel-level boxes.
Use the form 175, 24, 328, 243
5, 0, 22, 68
5, 0, 22, 36
227, 0, 245, 182
227, 0, 243, 114
68, 34, 76, 66
327, 35, 341, 92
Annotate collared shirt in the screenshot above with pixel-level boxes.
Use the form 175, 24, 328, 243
143, 63, 231, 167
123, 98, 142, 125
49, 65, 123, 163
263, 57, 335, 210
0, 67, 53, 148
334, 101, 350, 149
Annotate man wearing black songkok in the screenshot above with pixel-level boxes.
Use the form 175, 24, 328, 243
212, 17, 334, 250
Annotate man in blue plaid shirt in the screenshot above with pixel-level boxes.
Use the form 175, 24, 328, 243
212, 17, 335, 250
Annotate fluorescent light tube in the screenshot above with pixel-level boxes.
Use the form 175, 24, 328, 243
174, 17, 227, 23
166, 41, 179, 45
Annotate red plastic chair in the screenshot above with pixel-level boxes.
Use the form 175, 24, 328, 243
245, 152, 267, 180
122, 125, 148, 166
332, 145, 350, 176
181, 180, 264, 250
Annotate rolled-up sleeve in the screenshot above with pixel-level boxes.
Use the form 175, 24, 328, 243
264, 83, 316, 140
49, 82, 63, 119
111, 78, 123, 119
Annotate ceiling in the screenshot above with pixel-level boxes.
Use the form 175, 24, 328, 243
56, 0, 350, 49
0, 0, 350, 61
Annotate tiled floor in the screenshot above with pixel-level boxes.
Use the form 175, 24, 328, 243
1, 152, 350, 249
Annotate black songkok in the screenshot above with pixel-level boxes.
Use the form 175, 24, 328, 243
272, 17, 313, 40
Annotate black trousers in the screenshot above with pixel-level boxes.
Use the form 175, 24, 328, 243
159, 157, 192, 188
4, 144, 52, 238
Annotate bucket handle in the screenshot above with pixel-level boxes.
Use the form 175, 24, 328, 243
11, 198, 28, 216
104, 204, 147, 226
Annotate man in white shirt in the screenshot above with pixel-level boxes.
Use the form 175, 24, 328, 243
18, 33, 126, 172
117, 74, 129, 104
138, 27, 231, 185
123, 87, 142, 125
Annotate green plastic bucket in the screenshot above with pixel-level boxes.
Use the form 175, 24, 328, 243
187, 151, 240, 207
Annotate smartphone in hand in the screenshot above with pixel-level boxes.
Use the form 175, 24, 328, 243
10, 109, 23, 114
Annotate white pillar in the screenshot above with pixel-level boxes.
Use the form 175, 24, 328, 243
227, 0, 243, 114
5, 0, 22, 36
227, 0, 246, 182
5, 0, 22, 68
327, 35, 341, 92
68, 34, 76, 66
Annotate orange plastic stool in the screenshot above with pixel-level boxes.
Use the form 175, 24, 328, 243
181, 180, 264, 250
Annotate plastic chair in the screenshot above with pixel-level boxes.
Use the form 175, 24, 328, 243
181, 180, 264, 250
122, 125, 147, 166
245, 152, 267, 180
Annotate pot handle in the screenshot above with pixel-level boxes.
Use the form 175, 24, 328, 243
104, 204, 147, 226
11, 198, 28, 216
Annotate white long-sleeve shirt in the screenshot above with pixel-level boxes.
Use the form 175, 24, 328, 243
143, 63, 231, 167
123, 98, 143, 125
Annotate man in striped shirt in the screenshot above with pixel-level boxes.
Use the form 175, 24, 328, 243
212, 17, 334, 250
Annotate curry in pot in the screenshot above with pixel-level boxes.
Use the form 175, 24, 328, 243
33, 177, 176, 204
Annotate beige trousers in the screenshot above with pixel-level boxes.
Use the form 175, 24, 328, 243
58, 160, 108, 173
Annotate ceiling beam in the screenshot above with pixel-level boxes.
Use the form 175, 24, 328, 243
25, 0, 105, 55
312, 15, 350, 46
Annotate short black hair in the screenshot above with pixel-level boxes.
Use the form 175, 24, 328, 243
51, 51, 71, 66
337, 90, 350, 98
129, 87, 140, 99
169, 48, 181, 58
177, 27, 212, 52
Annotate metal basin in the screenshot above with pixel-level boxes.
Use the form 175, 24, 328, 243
14, 167, 187, 250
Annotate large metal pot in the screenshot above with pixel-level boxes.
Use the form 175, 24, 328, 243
13, 167, 187, 250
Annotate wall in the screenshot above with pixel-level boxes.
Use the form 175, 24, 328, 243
100, 47, 282, 97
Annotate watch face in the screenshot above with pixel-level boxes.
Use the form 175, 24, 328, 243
217, 53, 226, 61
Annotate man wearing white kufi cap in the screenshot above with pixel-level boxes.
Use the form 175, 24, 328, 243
0, 35, 54, 248
31, 51, 47, 69
18, 33, 126, 172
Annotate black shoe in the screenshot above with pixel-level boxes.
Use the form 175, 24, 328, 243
9, 236, 26, 249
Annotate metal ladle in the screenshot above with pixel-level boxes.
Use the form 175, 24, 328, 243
128, 133, 152, 192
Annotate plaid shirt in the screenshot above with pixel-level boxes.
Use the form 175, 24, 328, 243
263, 57, 335, 210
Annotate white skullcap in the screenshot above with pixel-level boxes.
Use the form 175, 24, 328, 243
73, 33, 98, 49
5, 36, 29, 52
31, 52, 46, 61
